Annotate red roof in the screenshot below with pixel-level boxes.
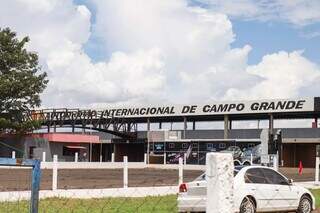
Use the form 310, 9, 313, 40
30, 133, 100, 144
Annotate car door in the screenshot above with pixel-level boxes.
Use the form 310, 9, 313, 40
261, 168, 299, 210
244, 168, 280, 212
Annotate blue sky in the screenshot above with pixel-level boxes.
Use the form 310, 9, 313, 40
231, 20, 320, 65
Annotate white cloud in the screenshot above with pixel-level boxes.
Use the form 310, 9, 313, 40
0, 0, 319, 110
225, 51, 320, 99
194, 0, 320, 26
300, 31, 320, 39
92, 0, 258, 103
0, 0, 167, 107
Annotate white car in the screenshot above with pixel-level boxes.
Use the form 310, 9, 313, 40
178, 166, 315, 213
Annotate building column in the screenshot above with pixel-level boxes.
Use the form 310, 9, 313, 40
113, 143, 116, 162
183, 117, 187, 139
224, 115, 230, 139
269, 114, 274, 135
147, 118, 150, 164
315, 118, 318, 128
89, 142, 92, 162
147, 118, 150, 131
268, 114, 274, 156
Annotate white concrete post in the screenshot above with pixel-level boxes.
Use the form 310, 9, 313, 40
164, 154, 166, 165
179, 157, 183, 185
250, 153, 253, 165
42, 152, 46, 162
100, 155, 103, 163
273, 155, 278, 171
11, 151, 15, 159
206, 153, 234, 213
315, 157, 319, 185
183, 154, 187, 165
111, 153, 115, 162
123, 156, 128, 188
52, 155, 58, 191
144, 153, 147, 164
75, 152, 78, 162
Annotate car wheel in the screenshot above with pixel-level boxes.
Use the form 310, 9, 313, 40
240, 197, 256, 213
297, 195, 312, 213
243, 161, 251, 166
234, 160, 241, 166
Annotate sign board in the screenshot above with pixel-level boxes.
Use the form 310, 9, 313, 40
154, 143, 164, 152
97, 97, 314, 118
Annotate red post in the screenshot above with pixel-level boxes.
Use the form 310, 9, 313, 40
298, 161, 303, 175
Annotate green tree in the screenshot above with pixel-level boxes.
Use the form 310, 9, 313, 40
0, 27, 48, 133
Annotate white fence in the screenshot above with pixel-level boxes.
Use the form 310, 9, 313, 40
46, 155, 200, 191
0, 154, 196, 204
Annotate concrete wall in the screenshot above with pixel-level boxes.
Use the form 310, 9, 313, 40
24, 136, 51, 160
0, 136, 91, 162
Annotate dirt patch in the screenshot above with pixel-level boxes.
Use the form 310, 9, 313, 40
0, 168, 202, 191
279, 167, 315, 182
0, 167, 312, 192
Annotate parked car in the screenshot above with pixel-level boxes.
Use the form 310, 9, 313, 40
221, 146, 243, 159
240, 144, 262, 165
220, 146, 244, 165
178, 166, 315, 213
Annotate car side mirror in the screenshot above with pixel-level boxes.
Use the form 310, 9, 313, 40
288, 179, 293, 185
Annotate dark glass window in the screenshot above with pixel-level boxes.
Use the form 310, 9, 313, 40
192, 143, 198, 148
219, 143, 226, 149
169, 143, 175, 149
245, 168, 268, 184
63, 146, 80, 156
182, 143, 188, 149
248, 143, 255, 148
261, 168, 288, 185
29, 146, 36, 159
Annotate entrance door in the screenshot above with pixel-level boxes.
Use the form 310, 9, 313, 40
29, 146, 36, 159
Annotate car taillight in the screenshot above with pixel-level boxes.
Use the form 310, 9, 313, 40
179, 183, 187, 193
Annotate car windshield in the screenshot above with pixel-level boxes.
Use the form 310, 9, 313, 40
243, 149, 252, 156
194, 166, 244, 181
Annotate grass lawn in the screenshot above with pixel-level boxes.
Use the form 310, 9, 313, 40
0, 195, 178, 213
311, 189, 320, 208
1, 190, 320, 212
